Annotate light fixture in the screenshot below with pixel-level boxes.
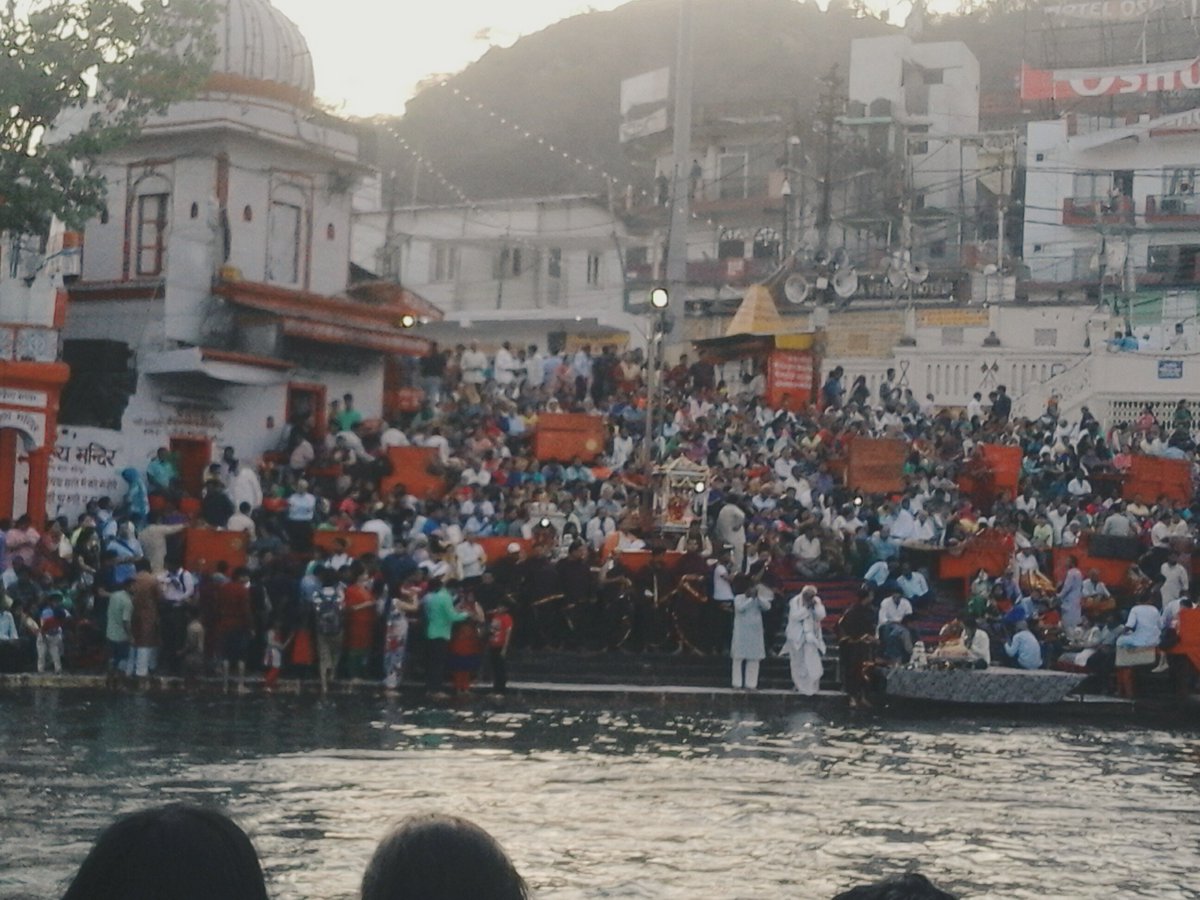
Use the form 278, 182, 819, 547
398, 313, 416, 328
693, 480, 707, 494
649, 287, 670, 309
538, 517, 551, 528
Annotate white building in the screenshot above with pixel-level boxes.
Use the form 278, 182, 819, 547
353, 195, 641, 353
845, 34, 981, 266
1023, 113, 1200, 298
48, 0, 432, 517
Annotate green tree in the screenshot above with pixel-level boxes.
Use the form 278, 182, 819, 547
0, 0, 215, 237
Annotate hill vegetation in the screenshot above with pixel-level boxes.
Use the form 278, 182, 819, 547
358, 0, 1032, 206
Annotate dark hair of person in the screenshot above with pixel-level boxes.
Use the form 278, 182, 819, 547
361, 813, 527, 900
832, 873, 958, 900
61, 804, 268, 900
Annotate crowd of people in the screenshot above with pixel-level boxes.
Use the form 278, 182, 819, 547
1, 339, 1197, 700
59, 802, 960, 900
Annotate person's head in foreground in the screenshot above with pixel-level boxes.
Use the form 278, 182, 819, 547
62, 803, 268, 900
832, 872, 958, 900
361, 813, 527, 900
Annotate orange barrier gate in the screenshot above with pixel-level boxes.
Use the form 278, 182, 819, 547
533, 412, 607, 463
380, 446, 448, 500
477, 537, 533, 564
1167, 607, 1200, 686
1050, 537, 1137, 599
980, 444, 1022, 495
957, 444, 1022, 514
312, 530, 380, 559
938, 529, 1015, 586
183, 528, 249, 575
845, 438, 907, 495
1123, 454, 1193, 505
618, 550, 685, 574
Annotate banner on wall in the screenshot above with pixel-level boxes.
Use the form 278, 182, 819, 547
1043, 0, 1193, 22
1020, 56, 1200, 100
766, 349, 814, 411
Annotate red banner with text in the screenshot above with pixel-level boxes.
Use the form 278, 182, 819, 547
766, 349, 814, 411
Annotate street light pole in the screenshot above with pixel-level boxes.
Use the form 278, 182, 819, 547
642, 288, 670, 474
641, 0, 692, 509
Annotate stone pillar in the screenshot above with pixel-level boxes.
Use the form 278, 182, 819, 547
25, 446, 51, 524
0, 429, 16, 519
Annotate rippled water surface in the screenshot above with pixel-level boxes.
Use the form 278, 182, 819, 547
1, 690, 1198, 899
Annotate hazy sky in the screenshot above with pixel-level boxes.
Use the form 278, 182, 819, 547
272, 0, 632, 117
270, 0, 926, 118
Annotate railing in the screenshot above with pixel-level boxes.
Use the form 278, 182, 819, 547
1144, 193, 1200, 225
1109, 398, 1200, 427
826, 351, 1085, 410
1062, 196, 1135, 226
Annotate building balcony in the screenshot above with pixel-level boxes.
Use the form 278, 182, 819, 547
1144, 193, 1200, 226
1062, 196, 1135, 227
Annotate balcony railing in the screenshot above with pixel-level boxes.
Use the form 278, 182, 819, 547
625, 256, 780, 288
1062, 196, 1135, 226
1144, 193, 1200, 225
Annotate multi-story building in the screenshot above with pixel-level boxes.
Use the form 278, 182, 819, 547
1024, 112, 1200, 328
619, 32, 983, 338
352, 195, 637, 353
843, 34, 981, 268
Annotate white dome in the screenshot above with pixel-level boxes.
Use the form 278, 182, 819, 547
210, 0, 315, 104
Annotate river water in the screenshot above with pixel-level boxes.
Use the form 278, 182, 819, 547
1, 689, 1197, 900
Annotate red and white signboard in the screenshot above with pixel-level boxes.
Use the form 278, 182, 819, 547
766, 350, 814, 411
1021, 56, 1200, 100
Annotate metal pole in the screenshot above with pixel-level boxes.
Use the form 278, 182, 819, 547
666, 0, 693, 295
643, 0, 693, 477
642, 311, 662, 472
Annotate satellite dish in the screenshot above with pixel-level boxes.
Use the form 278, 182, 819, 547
886, 266, 908, 289
907, 262, 930, 284
783, 274, 811, 305
833, 267, 859, 299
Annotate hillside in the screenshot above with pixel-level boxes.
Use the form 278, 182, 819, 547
361, 0, 896, 205
358, 0, 1082, 207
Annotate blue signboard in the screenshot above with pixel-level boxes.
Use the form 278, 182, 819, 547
1158, 359, 1184, 379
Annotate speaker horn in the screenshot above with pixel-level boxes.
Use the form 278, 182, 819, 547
783, 274, 811, 305
833, 267, 859, 299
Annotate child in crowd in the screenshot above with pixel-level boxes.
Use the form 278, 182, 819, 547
488, 599, 514, 694
262, 616, 291, 690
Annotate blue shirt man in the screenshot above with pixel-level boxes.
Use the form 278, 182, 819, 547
1004, 623, 1043, 670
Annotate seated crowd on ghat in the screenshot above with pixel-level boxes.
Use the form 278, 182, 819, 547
2, 341, 1197, 698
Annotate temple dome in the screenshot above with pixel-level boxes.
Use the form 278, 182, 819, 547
207, 0, 315, 105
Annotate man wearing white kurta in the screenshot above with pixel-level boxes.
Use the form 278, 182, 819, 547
731, 586, 771, 690
784, 586, 826, 695
494, 342, 517, 391
1160, 554, 1189, 606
